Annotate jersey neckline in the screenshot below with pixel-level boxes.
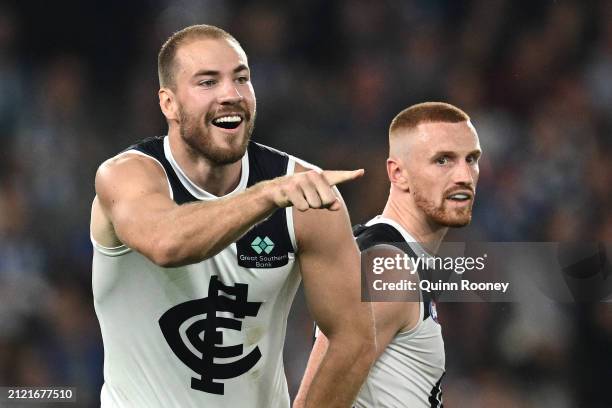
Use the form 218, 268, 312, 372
365, 215, 432, 258
163, 136, 250, 201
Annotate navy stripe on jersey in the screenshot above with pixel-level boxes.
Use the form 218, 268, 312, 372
353, 223, 433, 321
126, 136, 194, 204
124, 136, 295, 255
239, 142, 294, 257
245, 142, 289, 187
428, 373, 444, 408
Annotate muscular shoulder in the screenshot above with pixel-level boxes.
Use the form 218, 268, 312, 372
96, 151, 164, 183
92, 151, 172, 248
95, 151, 169, 202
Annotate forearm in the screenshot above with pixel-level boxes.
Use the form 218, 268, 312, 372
295, 195, 375, 407
294, 334, 328, 408
130, 181, 277, 266
303, 332, 375, 408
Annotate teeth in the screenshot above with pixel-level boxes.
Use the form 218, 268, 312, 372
449, 194, 469, 200
214, 115, 241, 123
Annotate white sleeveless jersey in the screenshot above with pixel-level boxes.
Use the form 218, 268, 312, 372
353, 216, 445, 408
92, 136, 301, 408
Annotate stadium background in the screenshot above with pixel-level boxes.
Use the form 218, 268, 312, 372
0, 0, 611, 406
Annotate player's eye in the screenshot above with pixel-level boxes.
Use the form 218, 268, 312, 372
198, 79, 216, 88
236, 76, 249, 84
466, 154, 481, 165
435, 156, 449, 165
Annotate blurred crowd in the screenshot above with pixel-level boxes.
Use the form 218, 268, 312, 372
0, 0, 610, 406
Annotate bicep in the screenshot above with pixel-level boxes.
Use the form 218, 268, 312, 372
295, 201, 368, 337
371, 302, 419, 358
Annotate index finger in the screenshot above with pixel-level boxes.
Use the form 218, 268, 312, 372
321, 169, 365, 186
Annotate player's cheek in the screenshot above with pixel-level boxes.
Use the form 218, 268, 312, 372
472, 166, 480, 183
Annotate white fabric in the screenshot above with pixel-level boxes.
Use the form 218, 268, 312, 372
93, 148, 301, 408
353, 216, 446, 408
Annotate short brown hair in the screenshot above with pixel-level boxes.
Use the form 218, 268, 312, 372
389, 102, 470, 137
158, 24, 241, 89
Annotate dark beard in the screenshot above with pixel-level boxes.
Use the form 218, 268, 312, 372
413, 188, 472, 227
178, 107, 255, 165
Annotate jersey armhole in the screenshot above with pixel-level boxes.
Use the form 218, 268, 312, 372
286, 157, 298, 253
90, 234, 132, 256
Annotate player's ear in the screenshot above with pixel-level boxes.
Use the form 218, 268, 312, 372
386, 157, 410, 192
159, 87, 179, 122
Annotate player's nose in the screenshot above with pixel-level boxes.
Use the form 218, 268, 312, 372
217, 80, 243, 105
451, 161, 475, 186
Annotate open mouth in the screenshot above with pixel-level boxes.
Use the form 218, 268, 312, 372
211, 115, 243, 130
446, 192, 472, 202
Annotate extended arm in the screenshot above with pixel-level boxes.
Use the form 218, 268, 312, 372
93, 153, 363, 267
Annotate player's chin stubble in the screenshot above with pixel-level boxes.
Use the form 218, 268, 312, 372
178, 107, 254, 165
413, 189, 472, 228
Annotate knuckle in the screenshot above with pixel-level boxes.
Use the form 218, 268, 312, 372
285, 178, 299, 192
311, 170, 326, 182
321, 196, 334, 205
294, 175, 308, 188
289, 184, 302, 195
309, 197, 322, 207
306, 170, 319, 180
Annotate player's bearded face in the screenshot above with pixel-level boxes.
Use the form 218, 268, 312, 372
403, 121, 480, 228
172, 37, 257, 165
177, 102, 255, 165
412, 181, 474, 227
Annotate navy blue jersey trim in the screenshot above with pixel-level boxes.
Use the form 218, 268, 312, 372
353, 223, 433, 321
246, 142, 290, 186
428, 372, 444, 407
125, 136, 195, 205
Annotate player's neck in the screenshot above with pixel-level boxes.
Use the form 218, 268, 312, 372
382, 195, 447, 255
168, 131, 243, 197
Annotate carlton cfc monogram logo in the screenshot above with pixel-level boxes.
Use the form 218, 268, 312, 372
158, 276, 263, 395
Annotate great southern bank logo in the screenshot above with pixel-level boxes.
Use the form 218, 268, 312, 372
237, 235, 288, 268
251, 236, 275, 254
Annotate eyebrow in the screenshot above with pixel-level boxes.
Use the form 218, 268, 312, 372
192, 64, 249, 78
431, 149, 482, 157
